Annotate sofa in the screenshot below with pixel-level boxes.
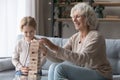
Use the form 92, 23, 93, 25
0, 35, 120, 80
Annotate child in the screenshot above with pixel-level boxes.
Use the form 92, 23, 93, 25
12, 16, 46, 76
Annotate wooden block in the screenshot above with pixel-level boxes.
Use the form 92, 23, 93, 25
29, 68, 38, 72
29, 51, 39, 54
20, 76, 28, 80
29, 65, 38, 68
30, 56, 39, 60
30, 61, 37, 65
29, 48, 39, 52
28, 75, 41, 80
29, 71, 37, 74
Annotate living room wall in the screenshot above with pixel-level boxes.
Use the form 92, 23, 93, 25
62, 0, 120, 38
43, 0, 120, 38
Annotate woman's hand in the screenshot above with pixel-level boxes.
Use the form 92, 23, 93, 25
39, 38, 58, 51
39, 43, 47, 56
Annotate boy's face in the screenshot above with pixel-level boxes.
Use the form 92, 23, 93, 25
22, 26, 36, 42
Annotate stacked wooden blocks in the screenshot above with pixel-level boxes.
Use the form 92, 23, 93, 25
28, 40, 41, 80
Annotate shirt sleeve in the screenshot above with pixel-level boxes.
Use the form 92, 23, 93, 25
12, 41, 22, 70
45, 36, 75, 63
46, 48, 64, 63
55, 33, 104, 65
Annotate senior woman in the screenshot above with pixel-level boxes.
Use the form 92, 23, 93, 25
39, 3, 112, 80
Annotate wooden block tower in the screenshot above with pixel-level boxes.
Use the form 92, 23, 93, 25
28, 40, 41, 80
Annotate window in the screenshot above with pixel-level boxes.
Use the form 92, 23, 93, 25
0, 0, 35, 57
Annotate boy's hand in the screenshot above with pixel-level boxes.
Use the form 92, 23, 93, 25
20, 67, 29, 75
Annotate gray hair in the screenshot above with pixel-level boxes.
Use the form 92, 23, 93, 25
70, 3, 99, 30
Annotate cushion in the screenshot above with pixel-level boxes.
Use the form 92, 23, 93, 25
106, 39, 120, 75
42, 59, 54, 70
0, 58, 15, 71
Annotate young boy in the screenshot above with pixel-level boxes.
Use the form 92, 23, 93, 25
12, 16, 46, 76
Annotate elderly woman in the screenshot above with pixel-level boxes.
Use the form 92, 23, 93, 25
39, 3, 112, 80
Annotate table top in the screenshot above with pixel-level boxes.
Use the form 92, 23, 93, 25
13, 75, 47, 80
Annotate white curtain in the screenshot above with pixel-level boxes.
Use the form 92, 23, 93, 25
0, 0, 35, 57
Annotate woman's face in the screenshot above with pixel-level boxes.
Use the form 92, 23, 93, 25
71, 11, 86, 31
22, 26, 36, 41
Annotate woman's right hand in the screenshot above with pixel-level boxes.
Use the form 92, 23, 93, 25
39, 38, 58, 51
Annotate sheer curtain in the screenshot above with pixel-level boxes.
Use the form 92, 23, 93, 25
0, 0, 35, 57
